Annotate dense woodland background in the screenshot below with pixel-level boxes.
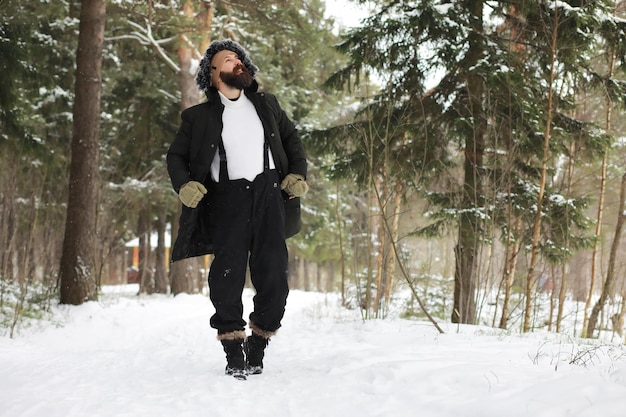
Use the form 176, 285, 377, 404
2, 0, 626, 339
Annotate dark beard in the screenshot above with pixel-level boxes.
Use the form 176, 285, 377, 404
220, 64, 253, 89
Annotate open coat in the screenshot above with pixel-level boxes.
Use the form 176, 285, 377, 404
166, 84, 307, 263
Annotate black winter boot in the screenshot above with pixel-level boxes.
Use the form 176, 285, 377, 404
244, 333, 269, 375
221, 339, 246, 380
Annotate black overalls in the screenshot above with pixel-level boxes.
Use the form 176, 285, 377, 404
206, 138, 289, 336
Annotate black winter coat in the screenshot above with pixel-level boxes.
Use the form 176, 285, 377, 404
166, 84, 307, 262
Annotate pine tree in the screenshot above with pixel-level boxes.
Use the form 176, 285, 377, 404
321, 0, 625, 326
1, 1, 77, 287
59, 0, 106, 304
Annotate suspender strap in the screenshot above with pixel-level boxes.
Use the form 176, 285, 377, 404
218, 138, 229, 183
263, 141, 270, 172
217, 138, 271, 183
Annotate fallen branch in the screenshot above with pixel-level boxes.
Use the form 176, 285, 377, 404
373, 182, 445, 334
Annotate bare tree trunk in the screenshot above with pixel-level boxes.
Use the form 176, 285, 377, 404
374, 177, 386, 317
374, 184, 399, 318
548, 265, 556, 331
583, 30, 617, 336
137, 211, 156, 294
302, 257, 310, 291
497, 2, 527, 330
169, 0, 213, 294
335, 183, 347, 305
316, 263, 322, 292
58, 0, 105, 304
178, 0, 202, 109
326, 260, 335, 293
452, 0, 484, 324
587, 171, 626, 337
523, 7, 559, 332
154, 212, 168, 294
583, 149, 607, 336
364, 135, 375, 317
611, 295, 625, 338
556, 140, 576, 333
0, 168, 17, 281
499, 217, 521, 329
287, 248, 297, 288
383, 182, 403, 310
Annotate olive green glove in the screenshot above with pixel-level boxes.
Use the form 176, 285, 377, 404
178, 181, 207, 208
280, 173, 309, 197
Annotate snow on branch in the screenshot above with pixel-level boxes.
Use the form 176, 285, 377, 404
180, 34, 203, 61
106, 19, 180, 73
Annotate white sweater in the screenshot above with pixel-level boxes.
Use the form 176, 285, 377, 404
210, 91, 275, 182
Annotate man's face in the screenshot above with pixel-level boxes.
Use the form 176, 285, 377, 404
211, 50, 253, 90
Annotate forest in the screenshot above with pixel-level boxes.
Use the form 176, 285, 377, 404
2, 0, 626, 340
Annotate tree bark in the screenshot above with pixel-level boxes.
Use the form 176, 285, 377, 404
522, 6, 559, 332
452, 0, 484, 324
169, 0, 213, 294
556, 140, 576, 332
587, 171, 626, 337
0, 167, 17, 281
137, 211, 154, 294
383, 182, 403, 310
499, 218, 521, 329
58, 0, 106, 304
583, 32, 617, 337
374, 176, 386, 317
335, 183, 347, 305
154, 212, 168, 294
583, 149, 607, 335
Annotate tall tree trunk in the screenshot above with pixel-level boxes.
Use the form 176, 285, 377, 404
587, 171, 626, 337
0, 168, 17, 281
374, 176, 386, 317
154, 212, 168, 294
178, 0, 202, 109
522, 6, 559, 332
58, 0, 105, 304
556, 139, 576, 332
302, 258, 310, 291
583, 31, 617, 336
611, 295, 625, 337
383, 182, 403, 310
583, 148, 607, 335
326, 260, 335, 293
138, 212, 155, 294
364, 126, 375, 317
335, 183, 347, 306
452, 0, 484, 324
169, 0, 213, 294
499, 217, 521, 329
316, 263, 322, 291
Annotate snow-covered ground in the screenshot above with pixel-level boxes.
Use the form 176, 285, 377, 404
1, 285, 625, 417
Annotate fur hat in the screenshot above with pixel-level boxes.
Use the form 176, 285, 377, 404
196, 39, 258, 93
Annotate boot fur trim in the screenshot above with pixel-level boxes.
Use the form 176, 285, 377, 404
249, 322, 276, 339
216, 330, 247, 341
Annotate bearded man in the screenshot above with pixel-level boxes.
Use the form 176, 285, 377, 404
166, 40, 308, 380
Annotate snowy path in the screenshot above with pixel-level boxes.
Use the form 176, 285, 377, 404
1, 286, 626, 417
